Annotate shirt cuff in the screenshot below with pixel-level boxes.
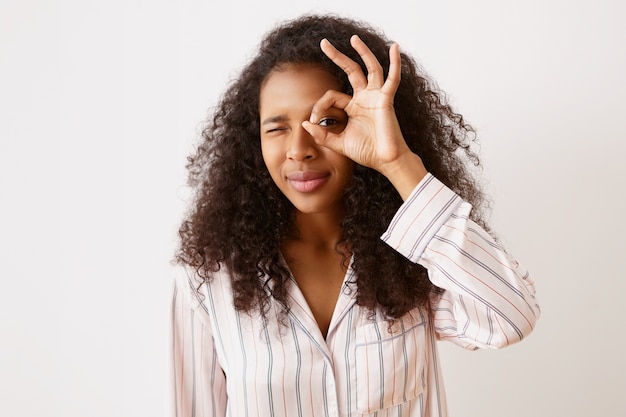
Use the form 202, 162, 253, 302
380, 173, 463, 262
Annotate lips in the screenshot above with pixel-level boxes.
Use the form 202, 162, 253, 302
286, 170, 330, 193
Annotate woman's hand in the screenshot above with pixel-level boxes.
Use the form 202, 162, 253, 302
302, 35, 427, 200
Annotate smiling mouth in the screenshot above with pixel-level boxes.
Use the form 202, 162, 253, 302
287, 171, 330, 193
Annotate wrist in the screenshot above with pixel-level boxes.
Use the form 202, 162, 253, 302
379, 152, 428, 201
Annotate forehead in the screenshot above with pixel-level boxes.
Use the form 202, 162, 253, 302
259, 65, 341, 114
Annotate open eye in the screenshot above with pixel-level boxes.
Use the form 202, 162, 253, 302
317, 116, 347, 132
318, 117, 338, 127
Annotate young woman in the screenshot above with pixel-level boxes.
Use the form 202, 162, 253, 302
172, 14, 540, 417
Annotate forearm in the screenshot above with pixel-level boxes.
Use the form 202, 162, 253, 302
381, 173, 540, 348
422, 211, 539, 348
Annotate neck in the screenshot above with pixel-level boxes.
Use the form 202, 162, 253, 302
288, 209, 345, 251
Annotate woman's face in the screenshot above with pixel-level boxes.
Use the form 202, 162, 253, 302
259, 65, 354, 216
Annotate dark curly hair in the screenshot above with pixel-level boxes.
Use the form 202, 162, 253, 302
176, 13, 489, 320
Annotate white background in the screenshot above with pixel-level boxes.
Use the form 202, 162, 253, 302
1, 0, 625, 416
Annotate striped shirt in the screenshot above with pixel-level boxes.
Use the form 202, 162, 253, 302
171, 173, 540, 417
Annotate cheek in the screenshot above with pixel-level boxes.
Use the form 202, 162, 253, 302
260, 142, 283, 176
343, 164, 355, 185
260, 141, 273, 165
330, 154, 355, 179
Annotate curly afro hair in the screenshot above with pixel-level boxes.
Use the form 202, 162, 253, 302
176, 13, 489, 320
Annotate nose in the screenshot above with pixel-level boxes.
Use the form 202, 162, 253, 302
286, 125, 317, 161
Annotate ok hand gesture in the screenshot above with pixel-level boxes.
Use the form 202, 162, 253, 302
302, 35, 427, 199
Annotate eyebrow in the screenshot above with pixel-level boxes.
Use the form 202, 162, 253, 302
261, 115, 289, 125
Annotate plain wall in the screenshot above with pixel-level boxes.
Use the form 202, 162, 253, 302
1, 0, 624, 416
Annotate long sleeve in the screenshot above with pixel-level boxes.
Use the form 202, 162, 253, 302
381, 173, 540, 350
172, 269, 227, 417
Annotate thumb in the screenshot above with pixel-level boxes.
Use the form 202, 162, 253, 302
302, 120, 344, 154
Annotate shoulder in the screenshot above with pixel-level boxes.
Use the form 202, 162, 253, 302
173, 263, 235, 312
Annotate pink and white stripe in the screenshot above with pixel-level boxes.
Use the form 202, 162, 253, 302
172, 173, 540, 417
